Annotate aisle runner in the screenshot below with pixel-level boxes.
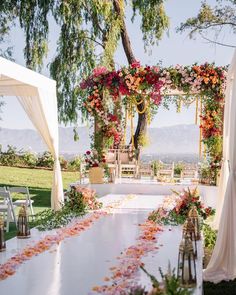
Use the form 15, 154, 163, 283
91, 191, 203, 294
0, 194, 137, 281
92, 215, 163, 294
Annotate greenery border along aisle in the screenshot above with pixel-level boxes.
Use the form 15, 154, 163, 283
148, 187, 215, 225
31, 186, 102, 231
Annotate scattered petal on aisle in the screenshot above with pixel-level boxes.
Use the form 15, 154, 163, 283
0, 194, 137, 281
91, 216, 163, 294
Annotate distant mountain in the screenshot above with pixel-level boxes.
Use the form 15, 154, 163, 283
0, 127, 90, 156
141, 124, 199, 155
0, 124, 200, 157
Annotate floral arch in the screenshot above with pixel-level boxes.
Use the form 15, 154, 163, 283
80, 62, 227, 181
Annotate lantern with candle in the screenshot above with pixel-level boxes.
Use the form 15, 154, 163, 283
177, 233, 197, 288
188, 206, 201, 240
183, 217, 197, 258
17, 205, 31, 239
0, 216, 6, 251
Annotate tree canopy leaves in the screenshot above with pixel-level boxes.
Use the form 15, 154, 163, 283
178, 1, 236, 46
0, 0, 169, 128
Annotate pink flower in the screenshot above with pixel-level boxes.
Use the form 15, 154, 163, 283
108, 114, 118, 122
119, 84, 129, 95
93, 66, 108, 77
151, 66, 160, 73
154, 81, 164, 91
131, 60, 141, 68
80, 80, 87, 89
150, 92, 162, 105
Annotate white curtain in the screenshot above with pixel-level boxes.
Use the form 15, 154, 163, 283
17, 87, 64, 211
0, 57, 64, 210
204, 49, 236, 283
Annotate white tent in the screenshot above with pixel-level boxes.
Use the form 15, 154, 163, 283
0, 57, 64, 210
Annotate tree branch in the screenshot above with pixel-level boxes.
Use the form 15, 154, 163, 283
81, 2, 104, 35
199, 32, 236, 48
83, 35, 105, 48
195, 22, 236, 31
113, 0, 136, 64
179, 20, 236, 37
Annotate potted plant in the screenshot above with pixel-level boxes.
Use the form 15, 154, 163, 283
84, 150, 106, 184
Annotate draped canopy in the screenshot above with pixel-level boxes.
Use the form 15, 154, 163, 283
204, 49, 236, 282
0, 57, 64, 210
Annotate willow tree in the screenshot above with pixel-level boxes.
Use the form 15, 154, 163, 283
0, 0, 169, 147
178, 1, 236, 47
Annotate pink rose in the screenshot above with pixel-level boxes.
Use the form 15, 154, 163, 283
93, 66, 108, 77
131, 60, 141, 68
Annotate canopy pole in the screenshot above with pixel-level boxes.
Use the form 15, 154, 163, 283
199, 98, 203, 158
195, 97, 199, 125
123, 107, 128, 145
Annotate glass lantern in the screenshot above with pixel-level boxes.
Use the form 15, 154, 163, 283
17, 206, 31, 239
183, 217, 197, 258
0, 216, 6, 252
177, 233, 197, 288
188, 206, 201, 240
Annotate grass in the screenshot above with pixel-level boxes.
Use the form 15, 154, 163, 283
204, 279, 236, 294
0, 165, 80, 240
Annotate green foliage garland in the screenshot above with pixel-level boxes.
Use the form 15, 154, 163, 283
31, 185, 102, 231
81, 62, 227, 180
203, 223, 217, 250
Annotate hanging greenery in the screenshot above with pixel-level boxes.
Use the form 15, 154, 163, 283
0, 0, 169, 146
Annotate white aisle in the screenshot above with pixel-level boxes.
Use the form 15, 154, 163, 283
0, 195, 202, 295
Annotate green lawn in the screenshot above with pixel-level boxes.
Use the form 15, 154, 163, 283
0, 166, 80, 240
204, 280, 236, 295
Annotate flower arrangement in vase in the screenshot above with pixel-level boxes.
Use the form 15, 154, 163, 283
68, 185, 102, 210
84, 150, 106, 184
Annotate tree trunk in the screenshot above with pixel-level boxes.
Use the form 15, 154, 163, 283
133, 104, 147, 149
113, 0, 147, 148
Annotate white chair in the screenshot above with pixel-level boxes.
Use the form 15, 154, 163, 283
181, 164, 198, 181
78, 161, 89, 184
157, 162, 174, 182
118, 149, 139, 178
8, 187, 34, 217
138, 163, 154, 179
106, 149, 118, 182
0, 191, 17, 232
0, 187, 7, 204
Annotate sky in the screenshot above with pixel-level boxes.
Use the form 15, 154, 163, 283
0, 0, 235, 130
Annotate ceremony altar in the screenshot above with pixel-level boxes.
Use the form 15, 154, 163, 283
0, 194, 203, 295
79, 182, 218, 209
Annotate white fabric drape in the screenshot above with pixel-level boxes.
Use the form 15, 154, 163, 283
204, 49, 236, 283
17, 90, 64, 211
0, 57, 64, 210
